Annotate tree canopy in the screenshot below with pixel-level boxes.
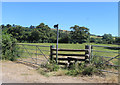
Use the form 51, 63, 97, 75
1, 23, 118, 44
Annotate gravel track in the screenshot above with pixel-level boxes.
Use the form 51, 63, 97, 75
1, 61, 118, 83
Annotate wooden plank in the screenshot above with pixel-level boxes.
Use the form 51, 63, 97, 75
52, 48, 88, 52
68, 57, 85, 61
52, 53, 85, 57
53, 57, 68, 61
53, 57, 85, 61
58, 62, 68, 65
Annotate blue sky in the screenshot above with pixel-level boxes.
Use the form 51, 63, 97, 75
2, 2, 118, 36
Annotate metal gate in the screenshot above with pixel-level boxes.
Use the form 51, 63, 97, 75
91, 45, 120, 74
16, 43, 50, 66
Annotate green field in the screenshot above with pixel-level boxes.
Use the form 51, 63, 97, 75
17, 43, 119, 66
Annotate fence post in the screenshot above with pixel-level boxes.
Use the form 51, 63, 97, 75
91, 46, 93, 62
85, 45, 91, 63
50, 45, 55, 60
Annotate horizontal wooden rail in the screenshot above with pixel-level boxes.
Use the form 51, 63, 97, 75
68, 57, 86, 61
52, 48, 88, 52
53, 57, 68, 61
50, 45, 91, 64
58, 62, 68, 65
52, 53, 85, 57
53, 57, 86, 61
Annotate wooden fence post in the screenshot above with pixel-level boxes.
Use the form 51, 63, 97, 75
50, 45, 55, 60
85, 45, 91, 63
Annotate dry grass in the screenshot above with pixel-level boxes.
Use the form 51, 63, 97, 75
54, 69, 67, 76
104, 74, 118, 83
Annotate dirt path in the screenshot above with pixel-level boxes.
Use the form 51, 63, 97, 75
1, 61, 118, 83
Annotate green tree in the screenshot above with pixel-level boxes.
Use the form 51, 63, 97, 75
95, 38, 102, 44
59, 31, 70, 43
36, 23, 51, 43
102, 34, 114, 44
90, 38, 96, 43
6, 24, 11, 28
30, 29, 41, 43
115, 37, 120, 44
70, 25, 89, 43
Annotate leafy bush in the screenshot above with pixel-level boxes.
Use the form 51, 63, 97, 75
82, 64, 98, 75
66, 62, 99, 76
2, 33, 21, 61
91, 55, 105, 69
37, 68, 49, 77
66, 62, 85, 76
38, 60, 101, 76
44, 60, 60, 72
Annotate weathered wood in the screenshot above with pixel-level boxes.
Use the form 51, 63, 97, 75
89, 45, 92, 63
52, 53, 85, 57
85, 45, 91, 63
50, 47, 89, 65
53, 57, 85, 61
68, 57, 86, 61
58, 62, 68, 65
52, 48, 88, 52
53, 57, 68, 61
85, 45, 89, 59
50, 45, 55, 60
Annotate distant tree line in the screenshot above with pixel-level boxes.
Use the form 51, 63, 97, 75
90, 34, 120, 44
1, 23, 120, 44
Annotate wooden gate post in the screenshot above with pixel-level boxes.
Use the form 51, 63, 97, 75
50, 45, 55, 60
85, 45, 92, 63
